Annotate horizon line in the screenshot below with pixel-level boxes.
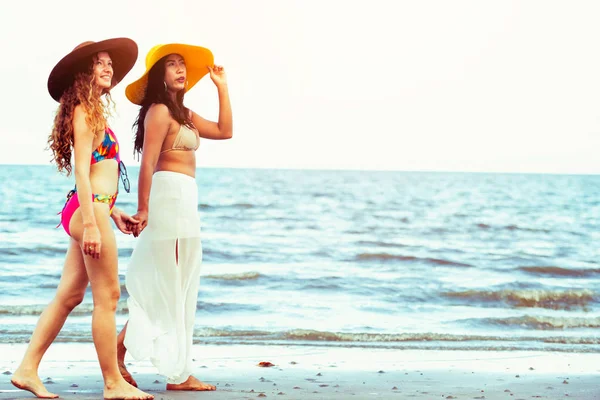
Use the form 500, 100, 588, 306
1, 162, 599, 176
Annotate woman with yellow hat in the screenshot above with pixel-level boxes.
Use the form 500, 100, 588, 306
116, 43, 232, 391
10, 38, 153, 400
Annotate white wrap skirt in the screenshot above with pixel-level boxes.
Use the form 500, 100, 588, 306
124, 171, 202, 384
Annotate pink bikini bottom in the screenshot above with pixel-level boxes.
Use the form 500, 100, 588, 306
59, 190, 117, 236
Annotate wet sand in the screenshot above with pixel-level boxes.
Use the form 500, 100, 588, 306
0, 343, 598, 399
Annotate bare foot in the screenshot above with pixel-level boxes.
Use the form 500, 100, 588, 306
118, 362, 138, 388
104, 379, 153, 400
166, 375, 216, 391
11, 368, 59, 399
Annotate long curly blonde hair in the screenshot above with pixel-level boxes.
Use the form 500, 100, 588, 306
48, 58, 115, 175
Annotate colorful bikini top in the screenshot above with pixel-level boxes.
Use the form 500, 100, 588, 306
160, 124, 200, 154
91, 127, 120, 164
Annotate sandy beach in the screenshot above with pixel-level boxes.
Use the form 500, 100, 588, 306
0, 343, 598, 399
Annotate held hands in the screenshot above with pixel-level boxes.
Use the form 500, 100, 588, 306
208, 65, 227, 87
130, 210, 149, 238
88, 208, 146, 259
111, 207, 140, 235
110, 208, 147, 238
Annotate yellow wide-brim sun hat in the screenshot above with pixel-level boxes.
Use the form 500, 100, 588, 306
125, 43, 214, 105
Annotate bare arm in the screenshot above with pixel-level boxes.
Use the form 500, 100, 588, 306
190, 65, 232, 140
72, 105, 101, 257
73, 106, 96, 226
132, 103, 170, 235
110, 207, 139, 235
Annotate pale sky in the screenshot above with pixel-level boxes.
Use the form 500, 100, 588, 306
2, 0, 600, 173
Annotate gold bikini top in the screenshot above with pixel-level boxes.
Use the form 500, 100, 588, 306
160, 124, 200, 154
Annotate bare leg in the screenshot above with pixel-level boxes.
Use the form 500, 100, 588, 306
117, 321, 137, 387
11, 239, 88, 398
70, 205, 152, 400
166, 376, 216, 391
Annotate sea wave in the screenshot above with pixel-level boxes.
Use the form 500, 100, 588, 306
199, 202, 256, 210
475, 223, 552, 233
356, 253, 472, 267
0, 327, 598, 352
191, 328, 600, 347
204, 272, 262, 281
0, 302, 128, 316
442, 289, 596, 310
518, 266, 600, 278
466, 315, 600, 330
0, 245, 65, 258
0, 300, 260, 316
356, 240, 412, 249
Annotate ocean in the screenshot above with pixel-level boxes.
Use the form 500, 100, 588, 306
1, 165, 599, 353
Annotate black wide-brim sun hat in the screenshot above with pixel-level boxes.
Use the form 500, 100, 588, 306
47, 37, 138, 102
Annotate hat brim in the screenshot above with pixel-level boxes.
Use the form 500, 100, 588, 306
125, 44, 214, 105
48, 38, 138, 102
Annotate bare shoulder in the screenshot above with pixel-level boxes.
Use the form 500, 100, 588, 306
146, 103, 171, 121
72, 105, 92, 135
144, 103, 172, 139
73, 104, 86, 122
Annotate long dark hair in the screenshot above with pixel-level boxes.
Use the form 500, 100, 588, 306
132, 54, 194, 157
